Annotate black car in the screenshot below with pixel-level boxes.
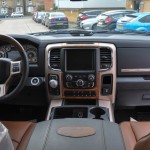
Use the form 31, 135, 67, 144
97, 10, 137, 30
77, 10, 104, 26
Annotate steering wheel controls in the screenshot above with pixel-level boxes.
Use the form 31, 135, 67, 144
11, 62, 21, 74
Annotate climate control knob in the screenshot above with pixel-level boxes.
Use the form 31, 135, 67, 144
88, 74, 95, 81
76, 79, 84, 87
49, 79, 58, 88
66, 74, 73, 81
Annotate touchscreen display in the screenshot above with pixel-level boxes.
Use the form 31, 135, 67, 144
66, 49, 95, 71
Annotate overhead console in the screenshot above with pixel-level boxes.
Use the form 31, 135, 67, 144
45, 43, 116, 103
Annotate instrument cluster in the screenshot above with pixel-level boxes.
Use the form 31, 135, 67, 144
0, 44, 38, 64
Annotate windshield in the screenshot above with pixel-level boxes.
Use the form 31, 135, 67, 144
0, 0, 149, 34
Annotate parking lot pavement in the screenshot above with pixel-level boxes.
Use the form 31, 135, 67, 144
0, 17, 77, 34
69, 22, 77, 29
0, 17, 49, 34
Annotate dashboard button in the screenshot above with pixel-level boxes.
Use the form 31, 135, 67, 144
31, 77, 40, 86
76, 79, 84, 87
49, 79, 58, 88
88, 74, 95, 81
66, 74, 73, 81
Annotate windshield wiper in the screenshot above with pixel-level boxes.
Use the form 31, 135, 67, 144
30, 29, 94, 36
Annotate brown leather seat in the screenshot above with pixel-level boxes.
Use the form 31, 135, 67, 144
134, 133, 150, 150
120, 122, 150, 150
1, 121, 35, 150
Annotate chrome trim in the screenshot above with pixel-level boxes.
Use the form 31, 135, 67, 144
100, 47, 112, 71
45, 43, 116, 103
98, 100, 114, 122
0, 84, 6, 97
46, 99, 62, 120
121, 68, 150, 73
48, 50, 61, 71
97, 43, 116, 104
31, 77, 40, 86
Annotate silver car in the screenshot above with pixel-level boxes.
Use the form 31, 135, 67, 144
11, 12, 24, 17
80, 17, 99, 31
80, 10, 137, 31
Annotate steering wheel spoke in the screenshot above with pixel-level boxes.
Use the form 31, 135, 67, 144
11, 61, 21, 75
0, 84, 7, 97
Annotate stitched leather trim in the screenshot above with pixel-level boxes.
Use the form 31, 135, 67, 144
130, 122, 138, 142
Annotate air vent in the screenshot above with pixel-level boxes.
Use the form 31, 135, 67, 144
100, 48, 112, 70
50, 49, 61, 69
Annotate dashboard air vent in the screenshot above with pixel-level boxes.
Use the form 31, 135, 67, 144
100, 48, 112, 70
50, 49, 61, 69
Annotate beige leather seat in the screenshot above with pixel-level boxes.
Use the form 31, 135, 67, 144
120, 122, 150, 150
1, 121, 35, 150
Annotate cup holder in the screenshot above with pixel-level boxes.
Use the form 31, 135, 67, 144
51, 106, 108, 120
89, 107, 105, 119
52, 107, 88, 119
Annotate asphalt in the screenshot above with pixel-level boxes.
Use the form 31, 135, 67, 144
0, 17, 77, 34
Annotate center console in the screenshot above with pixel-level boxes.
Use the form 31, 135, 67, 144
64, 48, 96, 89
26, 118, 125, 150
45, 43, 116, 122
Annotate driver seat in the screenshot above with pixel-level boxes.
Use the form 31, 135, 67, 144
1, 121, 35, 150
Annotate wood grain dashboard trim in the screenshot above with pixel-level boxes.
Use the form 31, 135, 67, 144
45, 43, 116, 103
121, 68, 150, 73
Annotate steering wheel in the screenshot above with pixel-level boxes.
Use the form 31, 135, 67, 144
0, 34, 29, 102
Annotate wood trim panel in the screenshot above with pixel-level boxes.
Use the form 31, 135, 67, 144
62, 73, 100, 100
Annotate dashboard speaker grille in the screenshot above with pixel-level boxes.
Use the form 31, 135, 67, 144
100, 48, 112, 70
50, 49, 61, 69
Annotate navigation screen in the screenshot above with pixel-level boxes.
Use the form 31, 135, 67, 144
66, 49, 95, 71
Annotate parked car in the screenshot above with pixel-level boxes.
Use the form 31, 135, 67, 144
41, 12, 48, 25
11, 12, 24, 17
0, 13, 9, 18
35, 11, 45, 23
77, 10, 104, 27
32, 12, 37, 21
80, 16, 101, 31
97, 10, 137, 31
116, 12, 150, 32
80, 10, 137, 31
45, 12, 68, 29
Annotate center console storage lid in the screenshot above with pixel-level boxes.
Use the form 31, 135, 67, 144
26, 118, 125, 150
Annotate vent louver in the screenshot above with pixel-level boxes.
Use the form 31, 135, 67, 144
50, 49, 61, 69
100, 48, 112, 70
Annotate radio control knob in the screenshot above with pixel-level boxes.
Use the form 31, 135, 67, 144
49, 79, 58, 88
66, 74, 73, 81
88, 74, 95, 81
76, 79, 84, 87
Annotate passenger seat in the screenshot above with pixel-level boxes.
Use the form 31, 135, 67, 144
1, 121, 35, 150
120, 122, 150, 150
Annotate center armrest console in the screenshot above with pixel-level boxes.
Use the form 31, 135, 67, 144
26, 118, 125, 150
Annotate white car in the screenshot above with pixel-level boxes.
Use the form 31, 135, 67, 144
11, 12, 24, 17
